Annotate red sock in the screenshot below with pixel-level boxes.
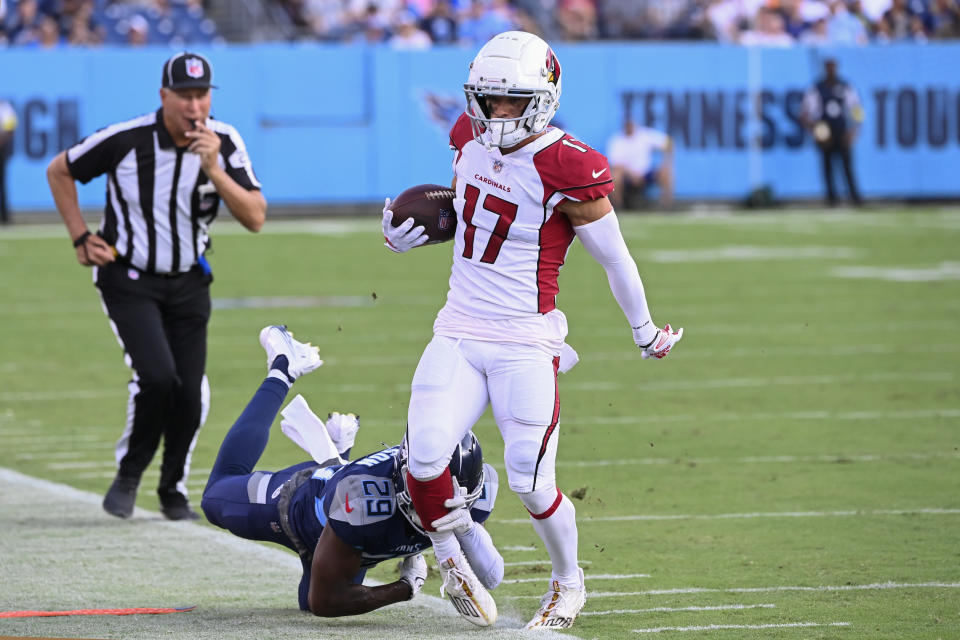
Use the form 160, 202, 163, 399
405, 468, 453, 533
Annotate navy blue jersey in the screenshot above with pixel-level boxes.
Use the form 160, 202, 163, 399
287, 446, 498, 568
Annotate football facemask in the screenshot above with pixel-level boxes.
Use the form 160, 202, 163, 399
463, 31, 561, 149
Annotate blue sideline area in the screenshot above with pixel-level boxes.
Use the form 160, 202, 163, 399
1, 42, 958, 211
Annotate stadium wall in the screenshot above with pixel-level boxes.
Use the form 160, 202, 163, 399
1, 42, 958, 213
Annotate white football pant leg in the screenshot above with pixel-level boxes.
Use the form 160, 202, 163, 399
407, 336, 489, 480
486, 345, 582, 589
487, 345, 559, 494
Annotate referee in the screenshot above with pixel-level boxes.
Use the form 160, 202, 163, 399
46, 52, 267, 520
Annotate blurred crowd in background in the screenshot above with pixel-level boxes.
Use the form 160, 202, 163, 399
2, 0, 959, 48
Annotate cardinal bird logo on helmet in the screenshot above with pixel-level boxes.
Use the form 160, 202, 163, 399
545, 49, 561, 87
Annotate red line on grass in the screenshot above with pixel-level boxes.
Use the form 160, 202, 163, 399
0, 606, 196, 618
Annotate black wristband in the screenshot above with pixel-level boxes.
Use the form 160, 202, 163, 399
72, 231, 92, 248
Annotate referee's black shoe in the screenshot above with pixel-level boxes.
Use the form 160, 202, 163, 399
159, 493, 201, 521
103, 474, 139, 518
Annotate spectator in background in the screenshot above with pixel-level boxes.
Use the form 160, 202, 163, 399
878, 0, 915, 39
420, 0, 458, 43
66, 0, 104, 46
800, 15, 830, 42
6, 0, 43, 45
458, 0, 518, 45
739, 6, 795, 45
37, 12, 65, 46
844, 0, 875, 33
124, 13, 149, 45
908, 12, 928, 40
389, 9, 432, 47
606, 118, 675, 209
777, 0, 809, 39
827, 0, 869, 44
514, 0, 560, 39
298, 0, 351, 40
929, 0, 960, 37
0, 99, 17, 225
361, 11, 389, 42
557, 0, 598, 40
802, 58, 864, 206
706, 0, 750, 42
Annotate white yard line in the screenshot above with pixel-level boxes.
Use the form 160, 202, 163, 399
646, 246, 860, 263
564, 371, 954, 392
633, 622, 851, 633
504, 560, 592, 567
582, 603, 776, 616
580, 581, 960, 598
585, 343, 960, 361
499, 508, 960, 525
556, 451, 960, 468
564, 408, 960, 427
502, 574, 650, 585
0, 219, 374, 239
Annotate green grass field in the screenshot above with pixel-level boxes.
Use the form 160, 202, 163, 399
1, 208, 958, 639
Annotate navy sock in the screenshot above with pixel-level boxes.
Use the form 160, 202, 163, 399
271, 354, 294, 383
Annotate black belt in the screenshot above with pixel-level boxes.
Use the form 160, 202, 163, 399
115, 259, 196, 279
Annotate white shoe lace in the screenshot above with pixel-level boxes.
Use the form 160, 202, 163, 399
440, 558, 471, 598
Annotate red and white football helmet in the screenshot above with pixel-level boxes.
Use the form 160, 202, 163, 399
464, 31, 562, 149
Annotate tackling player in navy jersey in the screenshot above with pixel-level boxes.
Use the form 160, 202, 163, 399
201, 325, 503, 621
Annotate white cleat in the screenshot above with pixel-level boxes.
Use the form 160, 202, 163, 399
439, 554, 498, 627
258, 325, 323, 381
524, 568, 586, 629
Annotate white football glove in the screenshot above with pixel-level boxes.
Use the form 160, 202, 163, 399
638, 324, 684, 360
324, 412, 359, 456
431, 480, 474, 536
382, 198, 428, 253
399, 553, 428, 599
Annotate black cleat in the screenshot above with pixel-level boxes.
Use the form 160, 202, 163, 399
103, 475, 139, 519
159, 494, 201, 521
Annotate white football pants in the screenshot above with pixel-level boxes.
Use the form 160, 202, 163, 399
406, 336, 560, 494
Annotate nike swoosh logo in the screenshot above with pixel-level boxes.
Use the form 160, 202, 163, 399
655, 334, 669, 350
345, 494, 354, 513
592, 168, 608, 179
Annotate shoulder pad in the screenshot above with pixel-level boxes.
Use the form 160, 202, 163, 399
533, 134, 614, 204
327, 472, 398, 527
450, 112, 474, 151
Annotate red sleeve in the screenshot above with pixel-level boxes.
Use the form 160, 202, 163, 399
449, 112, 474, 151
533, 134, 614, 205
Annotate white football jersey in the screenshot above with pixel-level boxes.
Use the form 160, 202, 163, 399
433, 114, 613, 351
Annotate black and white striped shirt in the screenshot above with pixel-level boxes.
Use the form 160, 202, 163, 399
66, 108, 260, 275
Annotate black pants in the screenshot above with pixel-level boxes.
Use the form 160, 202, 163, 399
95, 261, 212, 504
818, 141, 862, 206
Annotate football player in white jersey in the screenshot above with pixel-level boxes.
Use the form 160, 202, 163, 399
382, 30, 684, 629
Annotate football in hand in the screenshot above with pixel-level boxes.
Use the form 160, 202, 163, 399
388, 184, 457, 245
